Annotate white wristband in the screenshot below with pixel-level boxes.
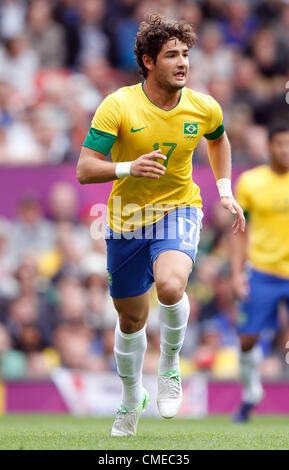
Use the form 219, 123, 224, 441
216, 178, 233, 198
115, 162, 132, 179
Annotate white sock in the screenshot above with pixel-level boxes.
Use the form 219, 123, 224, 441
158, 293, 190, 373
114, 320, 147, 411
240, 346, 263, 404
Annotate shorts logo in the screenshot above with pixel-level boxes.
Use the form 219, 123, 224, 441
184, 123, 198, 135
108, 272, 112, 285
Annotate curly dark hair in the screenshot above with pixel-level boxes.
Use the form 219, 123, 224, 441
134, 14, 197, 79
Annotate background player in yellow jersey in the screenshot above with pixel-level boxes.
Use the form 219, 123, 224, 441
232, 124, 289, 422
77, 14, 245, 436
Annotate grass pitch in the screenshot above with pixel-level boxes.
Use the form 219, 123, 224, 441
0, 414, 289, 450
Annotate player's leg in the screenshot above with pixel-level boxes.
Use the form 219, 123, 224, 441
150, 207, 202, 418
106, 233, 153, 436
113, 292, 150, 411
152, 207, 202, 372
153, 250, 192, 419
111, 292, 151, 436
150, 207, 203, 418
154, 250, 192, 373
151, 208, 198, 416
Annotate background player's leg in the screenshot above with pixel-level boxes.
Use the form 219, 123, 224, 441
240, 334, 263, 402
113, 291, 150, 411
234, 334, 263, 422
153, 250, 192, 373
234, 269, 280, 421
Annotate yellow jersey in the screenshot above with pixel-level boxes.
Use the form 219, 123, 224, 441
83, 82, 224, 232
235, 165, 289, 278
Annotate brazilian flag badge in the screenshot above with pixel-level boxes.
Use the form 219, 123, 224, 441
108, 272, 112, 285
184, 122, 198, 135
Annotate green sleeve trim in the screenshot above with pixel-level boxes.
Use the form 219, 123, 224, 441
82, 127, 117, 155
204, 123, 225, 140
243, 210, 249, 220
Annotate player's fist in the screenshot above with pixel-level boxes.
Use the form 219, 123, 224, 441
130, 149, 167, 179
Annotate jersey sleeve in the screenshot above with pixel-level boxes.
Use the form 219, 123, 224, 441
82, 94, 121, 155
203, 96, 225, 140
234, 173, 251, 218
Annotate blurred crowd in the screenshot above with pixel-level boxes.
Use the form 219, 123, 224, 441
0, 0, 289, 381
0, 0, 288, 165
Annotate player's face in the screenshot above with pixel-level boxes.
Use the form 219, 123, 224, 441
269, 131, 289, 171
153, 38, 189, 92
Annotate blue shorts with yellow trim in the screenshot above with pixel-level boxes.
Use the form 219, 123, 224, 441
105, 207, 203, 299
237, 268, 289, 334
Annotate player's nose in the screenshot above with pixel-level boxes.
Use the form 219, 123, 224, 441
176, 56, 187, 68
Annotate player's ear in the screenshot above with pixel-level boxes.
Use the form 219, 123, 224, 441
142, 54, 154, 72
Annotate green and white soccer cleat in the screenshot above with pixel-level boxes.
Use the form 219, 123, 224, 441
157, 369, 182, 419
111, 388, 150, 437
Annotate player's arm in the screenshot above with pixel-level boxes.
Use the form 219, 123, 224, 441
206, 132, 246, 234
77, 146, 167, 184
77, 146, 117, 183
230, 224, 249, 299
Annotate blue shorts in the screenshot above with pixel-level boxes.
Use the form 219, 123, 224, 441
105, 207, 203, 299
238, 268, 289, 335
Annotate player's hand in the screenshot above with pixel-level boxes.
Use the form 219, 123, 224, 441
130, 149, 167, 179
220, 196, 246, 234
232, 272, 249, 300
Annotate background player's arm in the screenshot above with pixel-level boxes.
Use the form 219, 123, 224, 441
231, 224, 249, 300
206, 132, 245, 234
231, 173, 250, 299
77, 146, 167, 184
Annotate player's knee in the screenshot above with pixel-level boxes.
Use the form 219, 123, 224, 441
118, 311, 147, 334
156, 277, 184, 305
240, 335, 259, 352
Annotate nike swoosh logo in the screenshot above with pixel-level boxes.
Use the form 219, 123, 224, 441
131, 126, 146, 133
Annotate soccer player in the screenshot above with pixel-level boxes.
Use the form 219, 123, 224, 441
77, 14, 245, 436
232, 124, 289, 422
